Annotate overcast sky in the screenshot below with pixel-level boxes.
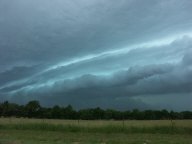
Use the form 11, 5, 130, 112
0, 0, 192, 111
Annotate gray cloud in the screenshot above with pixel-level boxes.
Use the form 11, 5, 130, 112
2, 44, 191, 110
1, 0, 192, 69
0, 0, 192, 110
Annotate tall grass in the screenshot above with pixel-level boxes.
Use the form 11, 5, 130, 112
0, 122, 192, 134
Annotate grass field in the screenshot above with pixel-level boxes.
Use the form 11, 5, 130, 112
0, 118, 192, 144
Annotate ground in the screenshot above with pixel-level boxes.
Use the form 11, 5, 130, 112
0, 118, 192, 144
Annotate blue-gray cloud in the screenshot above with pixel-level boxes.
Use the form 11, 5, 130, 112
0, 0, 192, 110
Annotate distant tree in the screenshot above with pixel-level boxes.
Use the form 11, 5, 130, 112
0, 101, 10, 116
92, 107, 105, 119
161, 109, 170, 119
0, 101, 20, 117
144, 110, 156, 120
79, 109, 94, 120
132, 109, 141, 120
62, 105, 77, 119
51, 105, 62, 119
123, 111, 132, 120
0, 100, 192, 120
104, 109, 114, 120
181, 111, 192, 119
25, 100, 41, 118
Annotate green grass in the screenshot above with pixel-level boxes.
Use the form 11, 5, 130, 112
0, 122, 192, 134
0, 118, 192, 144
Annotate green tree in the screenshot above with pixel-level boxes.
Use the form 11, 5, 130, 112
25, 100, 41, 118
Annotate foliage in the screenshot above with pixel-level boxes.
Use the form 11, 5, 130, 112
0, 101, 192, 120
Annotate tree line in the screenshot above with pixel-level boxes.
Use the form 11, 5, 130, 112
0, 100, 192, 120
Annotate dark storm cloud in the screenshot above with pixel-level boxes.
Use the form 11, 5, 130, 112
0, 65, 45, 86
34, 52, 192, 97
2, 43, 191, 109
1, 36, 191, 93
1, 0, 192, 70
0, 0, 192, 110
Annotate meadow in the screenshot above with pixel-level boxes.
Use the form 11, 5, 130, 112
0, 118, 192, 144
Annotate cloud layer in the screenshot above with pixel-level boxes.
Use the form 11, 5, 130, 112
0, 0, 192, 110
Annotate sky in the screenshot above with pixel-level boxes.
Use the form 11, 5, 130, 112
0, 0, 192, 111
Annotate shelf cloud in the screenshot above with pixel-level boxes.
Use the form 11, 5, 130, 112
0, 0, 192, 110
